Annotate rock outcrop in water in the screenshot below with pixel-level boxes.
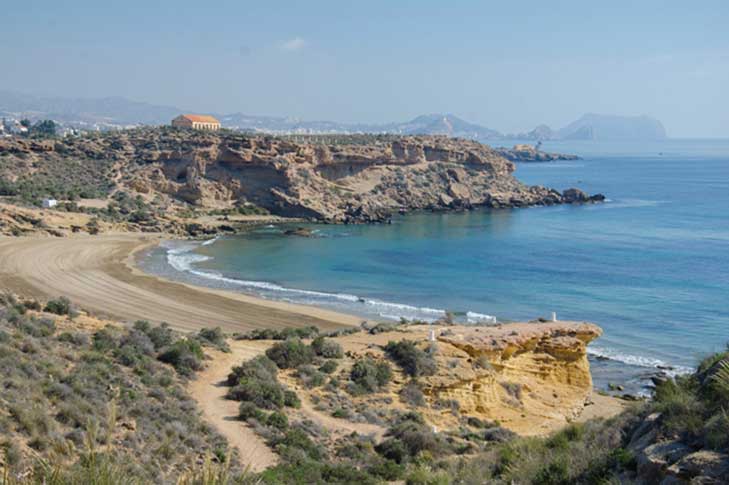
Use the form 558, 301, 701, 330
0, 128, 604, 225
495, 144, 580, 162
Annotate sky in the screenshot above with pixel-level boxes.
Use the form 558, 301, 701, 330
2, 0, 728, 137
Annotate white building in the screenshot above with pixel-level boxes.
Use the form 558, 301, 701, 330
42, 198, 58, 209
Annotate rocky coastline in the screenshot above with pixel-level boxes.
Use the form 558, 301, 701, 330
495, 143, 581, 162
0, 129, 604, 236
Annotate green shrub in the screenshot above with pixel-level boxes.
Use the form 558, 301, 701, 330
241, 326, 319, 341
653, 377, 704, 436
533, 457, 570, 485
384, 340, 437, 378
239, 402, 266, 421
400, 381, 426, 407
267, 411, 289, 430
92, 328, 118, 352
319, 360, 338, 374
157, 339, 204, 376
284, 390, 301, 409
196, 327, 230, 352
261, 461, 378, 485
227, 355, 278, 386
349, 358, 392, 394
405, 466, 451, 485
376, 412, 448, 464
228, 378, 285, 409
368, 459, 405, 480
266, 338, 315, 369
296, 365, 325, 388
311, 336, 343, 359
270, 427, 324, 463
44, 297, 72, 316
134, 321, 174, 350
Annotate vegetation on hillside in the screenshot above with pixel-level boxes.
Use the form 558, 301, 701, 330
0, 295, 242, 484
2, 292, 727, 484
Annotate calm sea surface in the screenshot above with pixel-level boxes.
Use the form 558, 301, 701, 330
141, 139, 729, 394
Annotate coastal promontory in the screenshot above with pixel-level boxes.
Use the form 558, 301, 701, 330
0, 128, 603, 235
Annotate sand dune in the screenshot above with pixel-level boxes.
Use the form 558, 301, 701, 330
0, 234, 361, 333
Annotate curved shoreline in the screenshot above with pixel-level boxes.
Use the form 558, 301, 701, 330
0, 233, 361, 333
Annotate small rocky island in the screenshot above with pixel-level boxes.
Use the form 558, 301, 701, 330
496, 143, 581, 162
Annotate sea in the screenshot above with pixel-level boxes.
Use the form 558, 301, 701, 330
139, 138, 729, 396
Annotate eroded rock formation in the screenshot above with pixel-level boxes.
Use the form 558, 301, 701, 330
0, 129, 605, 224
330, 321, 603, 435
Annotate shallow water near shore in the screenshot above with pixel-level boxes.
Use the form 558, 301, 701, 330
140, 138, 729, 395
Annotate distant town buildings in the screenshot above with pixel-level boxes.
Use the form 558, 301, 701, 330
1, 118, 28, 136
171, 114, 221, 131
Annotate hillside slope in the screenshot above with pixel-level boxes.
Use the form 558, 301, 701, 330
0, 129, 603, 231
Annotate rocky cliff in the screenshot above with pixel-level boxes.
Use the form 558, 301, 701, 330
0, 128, 603, 225
305, 320, 605, 436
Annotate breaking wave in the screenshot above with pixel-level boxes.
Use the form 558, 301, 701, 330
588, 346, 693, 377
162, 239, 498, 324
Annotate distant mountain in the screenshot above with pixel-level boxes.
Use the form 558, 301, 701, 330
558, 113, 667, 140
385, 114, 502, 139
220, 112, 502, 140
0, 90, 182, 126
0, 90, 669, 141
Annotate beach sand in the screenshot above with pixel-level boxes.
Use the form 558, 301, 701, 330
0, 233, 361, 333
0, 233, 630, 471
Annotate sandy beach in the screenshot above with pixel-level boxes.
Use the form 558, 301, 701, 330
0, 233, 361, 333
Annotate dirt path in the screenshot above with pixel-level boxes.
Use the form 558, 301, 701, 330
0, 234, 360, 333
188, 341, 278, 472
189, 339, 386, 472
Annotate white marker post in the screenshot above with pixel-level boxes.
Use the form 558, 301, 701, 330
551, 312, 557, 322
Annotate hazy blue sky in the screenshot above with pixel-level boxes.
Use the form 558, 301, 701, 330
3, 1, 728, 137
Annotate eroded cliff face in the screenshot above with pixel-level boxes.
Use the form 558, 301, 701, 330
421, 323, 601, 434
128, 133, 568, 222
0, 129, 603, 223
324, 321, 603, 436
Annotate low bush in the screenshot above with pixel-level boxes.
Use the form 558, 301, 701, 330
384, 340, 437, 378
43, 297, 72, 316
284, 390, 301, 409
319, 359, 338, 374
157, 339, 204, 376
239, 402, 266, 421
296, 365, 326, 388
228, 378, 285, 410
267, 411, 289, 430
349, 358, 392, 394
375, 412, 449, 464
311, 336, 343, 359
0, 301, 237, 484
240, 326, 319, 341
226, 355, 299, 414
227, 355, 278, 386
196, 327, 230, 352
399, 381, 426, 407
266, 338, 315, 369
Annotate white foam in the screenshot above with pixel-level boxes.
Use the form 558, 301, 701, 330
466, 311, 498, 323
200, 236, 219, 246
160, 240, 499, 325
588, 346, 693, 377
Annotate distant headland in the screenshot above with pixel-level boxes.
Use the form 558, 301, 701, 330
1, 90, 666, 141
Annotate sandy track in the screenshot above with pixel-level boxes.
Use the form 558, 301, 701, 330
0, 234, 360, 333
189, 341, 279, 472
189, 339, 385, 472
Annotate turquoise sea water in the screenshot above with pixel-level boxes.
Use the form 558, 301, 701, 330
141, 139, 729, 394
